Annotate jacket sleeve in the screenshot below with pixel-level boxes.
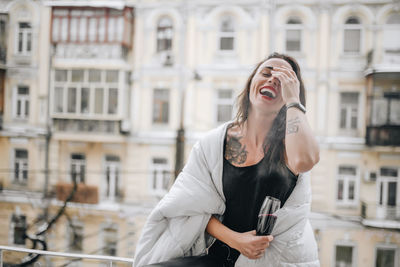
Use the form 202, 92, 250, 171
133, 141, 225, 267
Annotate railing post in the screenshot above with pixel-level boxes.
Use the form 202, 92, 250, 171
108, 260, 113, 267
0, 249, 3, 267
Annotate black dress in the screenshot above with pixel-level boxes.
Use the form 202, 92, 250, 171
207, 136, 298, 266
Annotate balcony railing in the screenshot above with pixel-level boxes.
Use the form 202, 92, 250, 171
53, 119, 120, 134
0, 245, 134, 267
361, 201, 400, 225
366, 125, 400, 146
56, 182, 99, 204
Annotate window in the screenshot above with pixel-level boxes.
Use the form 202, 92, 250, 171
343, 17, 362, 54
286, 17, 303, 52
157, 17, 173, 52
383, 13, 400, 56
151, 158, 171, 195
53, 69, 120, 116
17, 22, 32, 55
14, 149, 28, 184
104, 155, 121, 201
52, 8, 130, 45
336, 166, 358, 205
11, 214, 26, 245
378, 167, 398, 207
70, 154, 85, 183
219, 16, 235, 51
376, 247, 397, 267
68, 221, 83, 252
153, 89, 169, 124
14, 86, 29, 119
339, 92, 359, 130
216, 89, 234, 123
335, 245, 354, 267
102, 225, 117, 256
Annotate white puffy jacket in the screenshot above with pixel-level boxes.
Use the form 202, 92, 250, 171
133, 122, 320, 267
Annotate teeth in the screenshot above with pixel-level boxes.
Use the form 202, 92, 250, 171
260, 88, 276, 98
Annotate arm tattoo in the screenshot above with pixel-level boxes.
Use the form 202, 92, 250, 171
225, 135, 248, 165
287, 116, 301, 135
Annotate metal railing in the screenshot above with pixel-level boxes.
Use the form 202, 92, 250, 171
0, 245, 134, 267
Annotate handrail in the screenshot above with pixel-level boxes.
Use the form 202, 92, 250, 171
0, 245, 134, 266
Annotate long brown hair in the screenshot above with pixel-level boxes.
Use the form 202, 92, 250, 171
234, 52, 306, 166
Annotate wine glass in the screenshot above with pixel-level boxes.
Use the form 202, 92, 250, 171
256, 196, 281, 236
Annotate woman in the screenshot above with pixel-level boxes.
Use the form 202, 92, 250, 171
134, 53, 320, 267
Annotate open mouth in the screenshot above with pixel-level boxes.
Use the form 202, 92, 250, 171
260, 87, 277, 99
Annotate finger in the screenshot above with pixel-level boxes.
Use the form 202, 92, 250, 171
273, 66, 297, 80
272, 70, 291, 82
249, 230, 257, 236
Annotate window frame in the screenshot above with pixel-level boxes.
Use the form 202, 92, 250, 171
15, 22, 32, 55
333, 242, 357, 267
13, 149, 28, 184
152, 88, 170, 125
149, 157, 171, 196
339, 92, 360, 132
215, 88, 234, 124
103, 155, 121, 202
342, 16, 363, 55
284, 17, 303, 53
335, 165, 359, 206
156, 16, 173, 53
67, 220, 84, 253
101, 223, 118, 256
9, 213, 27, 246
218, 16, 236, 52
52, 69, 120, 118
13, 85, 30, 120
374, 244, 398, 267
70, 153, 86, 184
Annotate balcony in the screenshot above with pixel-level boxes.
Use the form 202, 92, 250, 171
0, 245, 133, 266
56, 182, 99, 204
361, 201, 400, 229
53, 118, 120, 134
366, 125, 400, 146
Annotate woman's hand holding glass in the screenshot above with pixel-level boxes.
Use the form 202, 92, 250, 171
230, 230, 273, 259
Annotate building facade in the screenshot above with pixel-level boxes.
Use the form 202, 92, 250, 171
0, 0, 399, 266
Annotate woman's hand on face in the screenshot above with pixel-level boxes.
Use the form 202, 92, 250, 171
271, 66, 300, 104
231, 230, 273, 259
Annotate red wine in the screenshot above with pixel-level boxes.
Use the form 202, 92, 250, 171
256, 214, 277, 236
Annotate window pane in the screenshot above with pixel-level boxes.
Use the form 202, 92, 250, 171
18, 32, 23, 52
108, 17, 116, 42
108, 88, 118, 114
380, 167, 398, 177
340, 108, 347, 128
70, 17, 78, 42
18, 86, 29, 95
71, 69, 84, 82
335, 246, 353, 267
79, 17, 87, 42
81, 87, 89, 114
106, 70, 118, 83
372, 98, 388, 125
52, 17, 60, 41
12, 215, 27, 245
376, 248, 395, 267
16, 149, 28, 159
344, 29, 361, 53
220, 37, 234, 50
88, 18, 97, 41
27, 33, 31, 52
94, 88, 104, 114
153, 89, 169, 123
98, 17, 106, 42
89, 69, 101, 82
55, 69, 68, 82
218, 105, 232, 122
54, 87, 63, 113
341, 92, 358, 104
286, 29, 301, 52
388, 182, 397, 206
61, 17, 68, 41
390, 99, 400, 124
337, 180, 344, 200
348, 181, 355, 200
339, 166, 356, 176
67, 87, 77, 113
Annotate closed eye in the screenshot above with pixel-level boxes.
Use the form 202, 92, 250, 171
262, 73, 271, 77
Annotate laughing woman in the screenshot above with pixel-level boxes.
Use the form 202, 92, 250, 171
134, 53, 320, 267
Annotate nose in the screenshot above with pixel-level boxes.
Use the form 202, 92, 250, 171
267, 76, 279, 87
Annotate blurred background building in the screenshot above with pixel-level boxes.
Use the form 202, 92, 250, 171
0, 0, 399, 266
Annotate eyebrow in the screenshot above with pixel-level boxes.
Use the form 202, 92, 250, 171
262, 66, 274, 70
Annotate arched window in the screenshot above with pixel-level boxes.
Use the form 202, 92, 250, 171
384, 13, 400, 55
157, 17, 173, 52
285, 17, 303, 52
219, 16, 235, 51
343, 16, 362, 54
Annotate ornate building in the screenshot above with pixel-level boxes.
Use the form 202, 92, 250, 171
0, 0, 399, 266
